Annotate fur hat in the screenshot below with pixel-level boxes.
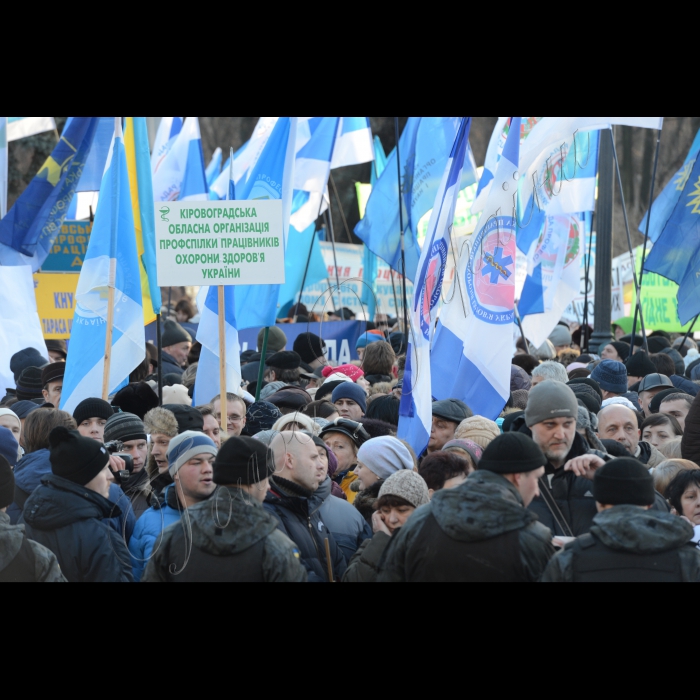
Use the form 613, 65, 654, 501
112, 382, 160, 420
143, 407, 179, 438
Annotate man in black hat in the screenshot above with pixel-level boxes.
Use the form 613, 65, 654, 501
378, 433, 555, 582
143, 436, 307, 582
542, 459, 700, 582
638, 373, 675, 417
41, 362, 65, 407
16, 367, 45, 403
293, 333, 327, 370
267, 351, 302, 386
625, 351, 656, 389
428, 400, 472, 455
160, 320, 192, 376
45, 340, 68, 364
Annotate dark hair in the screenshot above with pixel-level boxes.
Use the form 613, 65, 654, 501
375, 494, 414, 510
175, 298, 196, 321
362, 341, 396, 377
568, 369, 592, 380
666, 469, 700, 515
419, 452, 469, 492
660, 393, 694, 410
365, 394, 400, 426
641, 413, 683, 437
303, 400, 338, 420
650, 353, 677, 377
600, 439, 634, 459
357, 418, 396, 439
129, 354, 151, 383
515, 337, 532, 353
271, 367, 301, 384
24, 409, 77, 454
512, 354, 539, 376
650, 330, 672, 341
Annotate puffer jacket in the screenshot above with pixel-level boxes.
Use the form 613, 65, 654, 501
682, 389, 700, 466
143, 486, 307, 582
542, 505, 700, 582
0, 512, 66, 582
22, 474, 134, 583
128, 485, 183, 582
159, 351, 183, 377
312, 477, 372, 563
264, 476, 347, 582
377, 470, 555, 582
9, 448, 135, 543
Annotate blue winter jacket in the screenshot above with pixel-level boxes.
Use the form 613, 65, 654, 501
9, 448, 136, 543
128, 485, 182, 582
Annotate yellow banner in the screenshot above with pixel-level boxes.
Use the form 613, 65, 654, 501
33, 273, 78, 339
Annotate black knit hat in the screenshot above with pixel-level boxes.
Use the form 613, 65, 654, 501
293, 333, 326, 364
45, 340, 68, 360
609, 341, 631, 362
593, 458, 655, 506
162, 404, 204, 434
478, 432, 546, 474
10, 348, 48, 383
621, 334, 645, 348
16, 367, 45, 401
626, 351, 656, 378
104, 413, 147, 444
111, 382, 159, 420
41, 362, 66, 387
162, 320, 192, 347
73, 398, 114, 426
569, 383, 603, 414
0, 455, 14, 510
213, 436, 273, 486
49, 427, 110, 486
267, 351, 302, 370
243, 402, 282, 436
568, 377, 603, 401
647, 336, 671, 354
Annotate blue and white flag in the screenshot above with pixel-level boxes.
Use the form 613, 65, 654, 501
355, 117, 477, 282
152, 117, 207, 202
431, 117, 522, 421
640, 128, 700, 243
398, 118, 473, 456
233, 117, 297, 329
0, 117, 7, 218
644, 149, 700, 324
0, 117, 99, 270
7, 117, 56, 142
206, 147, 222, 187
61, 120, 145, 414
331, 117, 374, 168
473, 116, 509, 208
151, 117, 183, 173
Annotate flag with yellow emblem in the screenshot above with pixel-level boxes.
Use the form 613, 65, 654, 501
124, 117, 162, 323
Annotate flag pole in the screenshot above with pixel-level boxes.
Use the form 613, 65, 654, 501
255, 328, 270, 402
156, 313, 163, 405
609, 127, 649, 353
395, 118, 410, 338
630, 128, 662, 353
680, 314, 700, 354
295, 233, 317, 321
325, 208, 343, 316
102, 118, 121, 400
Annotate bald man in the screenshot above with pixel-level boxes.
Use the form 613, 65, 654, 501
264, 432, 347, 582
597, 404, 665, 468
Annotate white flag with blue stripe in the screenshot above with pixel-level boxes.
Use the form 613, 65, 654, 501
331, 117, 374, 168
398, 118, 473, 457
7, 117, 56, 142
61, 119, 145, 415
151, 117, 183, 173
431, 117, 523, 421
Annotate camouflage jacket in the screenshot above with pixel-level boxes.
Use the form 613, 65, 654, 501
143, 486, 307, 583
0, 512, 66, 583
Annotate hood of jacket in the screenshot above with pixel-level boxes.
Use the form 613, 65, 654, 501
0, 511, 24, 570
431, 470, 537, 543
591, 505, 694, 554
13, 449, 52, 495
187, 486, 278, 555
23, 474, 121, 531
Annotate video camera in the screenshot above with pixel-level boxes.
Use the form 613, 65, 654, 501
104, 440, 134, 484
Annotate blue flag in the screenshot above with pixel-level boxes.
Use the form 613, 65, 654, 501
354, 117, 477, 282
640, 128, 700, 243
644, 149, 700, 324
0, 117, 99, 264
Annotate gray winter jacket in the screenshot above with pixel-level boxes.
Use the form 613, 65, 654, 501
313, 477, 372, 564
0, 512, 66, 582
542, 505, 700, 582
378, 470, 555, 582
143, 486, 307, 583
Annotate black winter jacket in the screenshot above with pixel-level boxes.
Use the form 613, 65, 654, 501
682, 389, 700, 466
22, 475, 134, 583
264, 477, 346, 582
159, 351, 184, 377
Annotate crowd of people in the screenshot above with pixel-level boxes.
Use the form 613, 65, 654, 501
1, 312, 700, 582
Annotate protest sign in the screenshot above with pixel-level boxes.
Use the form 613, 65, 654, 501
41, 220, 93, 272
154, 201, 285, 287
33, 273, 78, 338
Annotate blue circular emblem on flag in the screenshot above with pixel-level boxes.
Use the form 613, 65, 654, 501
419, 239, 448, 340
466, 216, 516, 326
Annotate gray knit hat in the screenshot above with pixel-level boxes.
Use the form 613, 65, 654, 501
104, 412, 147, 444
378, 471, 430, 509
357, 436, 414, 479
525, 382, 579, 428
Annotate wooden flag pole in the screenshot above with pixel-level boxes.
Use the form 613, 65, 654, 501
218, 285, 227, 431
